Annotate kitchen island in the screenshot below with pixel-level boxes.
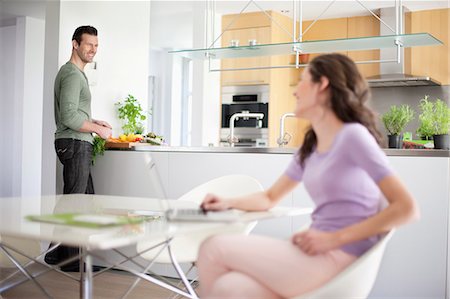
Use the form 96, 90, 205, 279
84, 146, 450, 299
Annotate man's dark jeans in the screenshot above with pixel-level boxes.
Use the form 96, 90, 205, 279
45, 138, 94, 271
55, 138, 94, 194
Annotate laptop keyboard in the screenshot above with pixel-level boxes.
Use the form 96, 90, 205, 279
165, 208, 240, 222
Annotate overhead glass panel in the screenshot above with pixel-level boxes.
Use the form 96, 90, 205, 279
169, 33, 443, 60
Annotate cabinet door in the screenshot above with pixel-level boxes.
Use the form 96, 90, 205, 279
347, 15, 380, 78
221, 26, 271, 86
405, 8, 450, 85
290, 18, 348, 86
302, 17, 348, 58
369, 156, 448, 298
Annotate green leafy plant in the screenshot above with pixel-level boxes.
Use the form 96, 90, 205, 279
381, 104, 414, 135
92, 135, 106, 165
417, 96, 435, 139
115, 94, 148, 135
432, 99, 450, 135
417, 96, 450, 138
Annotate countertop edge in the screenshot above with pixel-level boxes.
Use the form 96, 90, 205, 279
114, 145, 450, 157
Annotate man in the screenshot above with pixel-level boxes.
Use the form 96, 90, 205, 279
54, 25, 111, 193
45, 25, 111, 271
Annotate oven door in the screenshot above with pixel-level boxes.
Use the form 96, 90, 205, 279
221, 103, 268, 128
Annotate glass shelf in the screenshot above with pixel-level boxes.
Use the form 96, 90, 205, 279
169, 33, 442, 60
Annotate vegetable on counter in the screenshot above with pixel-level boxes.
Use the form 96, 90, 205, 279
145, 132, 164, 145
92, 135, 106, 165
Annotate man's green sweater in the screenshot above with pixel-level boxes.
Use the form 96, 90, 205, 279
54, 62, 93, 143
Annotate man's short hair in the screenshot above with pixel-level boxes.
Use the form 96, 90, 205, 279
72, 26, 97, 45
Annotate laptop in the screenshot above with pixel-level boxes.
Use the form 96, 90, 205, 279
165, 208, 242, 222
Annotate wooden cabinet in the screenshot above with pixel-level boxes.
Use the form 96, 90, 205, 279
302, 17, 349, 56
221, 26, 271, 86
405, 8, 450, 85
289, 17, 348, 86
347, 15, 380, 78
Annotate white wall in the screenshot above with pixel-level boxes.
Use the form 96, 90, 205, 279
0, 17, 45, 200
0, 25, 16, 197
58, 1, 151, 137
191, 3, 221, 146
16, 17, 45, 200
41, 1, 60, 196
149, 1, 193, 50
149, 1, 221, 146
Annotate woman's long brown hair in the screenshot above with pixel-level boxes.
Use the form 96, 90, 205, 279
299, 53, 383, 166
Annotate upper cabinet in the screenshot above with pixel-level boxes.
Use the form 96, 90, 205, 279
347, 15, 380, 78
218, 8, 447, 148
221, 26, 271, 86
405, 8, 450, 85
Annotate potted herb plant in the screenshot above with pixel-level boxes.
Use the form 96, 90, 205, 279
381, 104, 414, 149
431, 99, 450, 149
115, 94, 148, 135
416, 96, 434, 141
417, 96, 450, 149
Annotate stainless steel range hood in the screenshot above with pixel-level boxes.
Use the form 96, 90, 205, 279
367, 74, 441, 87
367, 7, 441, 88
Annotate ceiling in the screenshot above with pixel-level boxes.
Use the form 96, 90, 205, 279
2, 0, 448, 24
149, 0, 449, 48
152, 0, 449, 20
0, 0, 46, 25
2, 0, 448, 48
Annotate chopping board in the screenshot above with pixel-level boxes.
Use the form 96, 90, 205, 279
105, 141, 139, 149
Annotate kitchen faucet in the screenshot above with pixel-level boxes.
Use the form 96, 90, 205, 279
228, 112, 264, 147
277, 112, 296, 147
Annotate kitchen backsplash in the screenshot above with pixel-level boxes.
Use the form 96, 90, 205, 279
369, 85, 450, 139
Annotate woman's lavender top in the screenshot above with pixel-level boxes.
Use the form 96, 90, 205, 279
285, 123, 393, 256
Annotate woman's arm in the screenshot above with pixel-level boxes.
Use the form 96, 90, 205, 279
201, 175, 299, 212
337, 174, 419, 242
293, 174, 419, 255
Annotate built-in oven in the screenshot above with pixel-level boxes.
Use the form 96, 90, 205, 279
220, 85, 269, 147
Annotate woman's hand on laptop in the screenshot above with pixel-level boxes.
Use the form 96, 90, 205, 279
201, 193, 231, 211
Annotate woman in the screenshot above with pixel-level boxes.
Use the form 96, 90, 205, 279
197, 53, 419, 299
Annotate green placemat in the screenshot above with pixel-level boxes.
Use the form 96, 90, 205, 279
26, 213, 145, 228
410, 139, 433, 145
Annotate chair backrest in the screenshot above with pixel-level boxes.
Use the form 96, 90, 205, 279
177, 174, 263, 204
138, 175, 264, 263
294, 230, 395, 299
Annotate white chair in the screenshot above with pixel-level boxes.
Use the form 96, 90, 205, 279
134, 175, 263, 297
137, 174, 263, 264
293, 230, 395, 299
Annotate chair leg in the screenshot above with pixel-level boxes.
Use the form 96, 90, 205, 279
119, 241, 171, 299
168, 263, 198, 299
167, 245, 199, 299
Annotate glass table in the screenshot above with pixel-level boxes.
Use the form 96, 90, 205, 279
0, 194, 312, 299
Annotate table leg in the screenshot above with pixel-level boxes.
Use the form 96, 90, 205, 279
80, 248, 93, 299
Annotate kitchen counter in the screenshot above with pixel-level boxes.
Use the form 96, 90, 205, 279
89, 148, 450, 298
130, 144, 450, 157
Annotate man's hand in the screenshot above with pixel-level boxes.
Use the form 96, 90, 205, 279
93, 119, 112, 129
291, 229, 342, 255
96, 125, 112, 139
